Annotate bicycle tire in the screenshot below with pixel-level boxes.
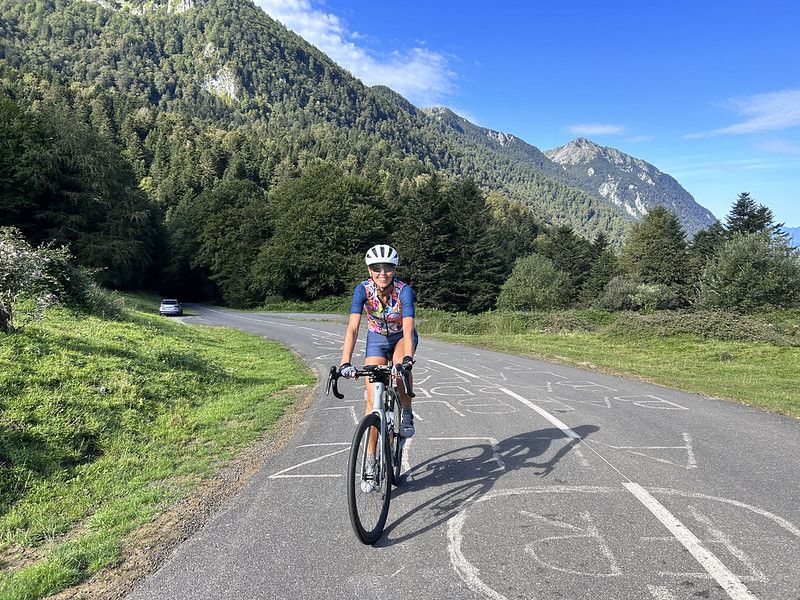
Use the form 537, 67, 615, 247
347, 413, 391, 544
391, 398, 403, 485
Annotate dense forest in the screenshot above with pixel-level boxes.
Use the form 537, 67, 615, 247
1, 0, 798, 312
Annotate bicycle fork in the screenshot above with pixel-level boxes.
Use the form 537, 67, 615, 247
361, 382, 388, 484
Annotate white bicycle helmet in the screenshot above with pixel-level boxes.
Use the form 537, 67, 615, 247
364, 244, 399, 266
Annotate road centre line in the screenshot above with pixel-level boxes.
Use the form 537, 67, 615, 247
498, 387, 581, 439
625, 482, 759, 600
432, 357, 765, 600
427, 359, 479, 379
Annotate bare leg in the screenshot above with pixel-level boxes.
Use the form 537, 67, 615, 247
391, 345, 413, 410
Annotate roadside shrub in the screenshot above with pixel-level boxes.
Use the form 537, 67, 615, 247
63, 265, 125, 319
631, 283, 684, 312
497, 254, 570, 311
0, 227, 71, 332
604, 309, 796, 345
595, 275, 641, 311
698, 232, 800, 311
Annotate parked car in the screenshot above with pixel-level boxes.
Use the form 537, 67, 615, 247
159, 299, 183, 316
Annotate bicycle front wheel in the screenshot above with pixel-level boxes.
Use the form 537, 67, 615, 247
347, 413, 391, 544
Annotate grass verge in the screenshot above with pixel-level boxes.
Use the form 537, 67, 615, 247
0, 297, 314, 600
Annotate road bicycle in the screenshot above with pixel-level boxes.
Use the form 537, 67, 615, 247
326, 364, 413, 544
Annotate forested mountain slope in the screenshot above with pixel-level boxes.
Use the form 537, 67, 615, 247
0, 0, 633, 241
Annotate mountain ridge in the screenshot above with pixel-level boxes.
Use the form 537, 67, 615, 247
0, 0, 716, 241
545, 137, 717, 235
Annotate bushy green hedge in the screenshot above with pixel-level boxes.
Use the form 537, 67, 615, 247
698, 232, 800, 311
418, 306, 799, 346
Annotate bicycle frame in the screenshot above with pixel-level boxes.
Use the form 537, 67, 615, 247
326, 364, 413, 543
328, 365, 409, 479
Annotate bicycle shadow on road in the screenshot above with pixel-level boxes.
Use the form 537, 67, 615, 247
376, 424, 599, 547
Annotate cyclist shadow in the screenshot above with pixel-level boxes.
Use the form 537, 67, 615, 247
376, 424, 599, 547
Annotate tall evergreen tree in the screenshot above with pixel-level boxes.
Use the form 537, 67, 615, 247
193, 179, 271, 307
687, 221, 726, 283
447, 179, 506, 313
394, 173, 456, 310
252, 162, 385, 300
620, 206, 689, 288
726, 192, 783, 236
536, 225, 593, 303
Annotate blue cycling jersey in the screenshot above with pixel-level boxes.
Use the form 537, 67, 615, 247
350, 278, 415, 336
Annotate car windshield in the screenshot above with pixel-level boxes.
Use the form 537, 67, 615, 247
161, 300, 178, 305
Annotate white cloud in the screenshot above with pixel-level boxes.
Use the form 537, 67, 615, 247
564, 123, 627, 136
255, 0, 455, 106
685, 89, 800, 138
663, 156, 800, 178
755, 139, 800, 154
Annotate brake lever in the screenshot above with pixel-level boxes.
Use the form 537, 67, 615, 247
326, 365, 344, 399
397, 365, 415, 398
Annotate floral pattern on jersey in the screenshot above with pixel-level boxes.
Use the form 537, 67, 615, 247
362, 279, 407, 335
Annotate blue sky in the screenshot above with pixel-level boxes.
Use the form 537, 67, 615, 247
256, 0, 800, 227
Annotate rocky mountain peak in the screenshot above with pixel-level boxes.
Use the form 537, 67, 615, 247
544, 138, 717, 235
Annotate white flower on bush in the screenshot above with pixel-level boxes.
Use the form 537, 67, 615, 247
0, 227, 71, 332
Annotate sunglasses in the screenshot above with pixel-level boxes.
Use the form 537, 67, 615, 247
369, 263, 396, 273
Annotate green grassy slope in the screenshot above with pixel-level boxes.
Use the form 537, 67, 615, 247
0, 298, 313, 599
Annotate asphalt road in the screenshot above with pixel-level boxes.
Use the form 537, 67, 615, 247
126, 306, 800, 600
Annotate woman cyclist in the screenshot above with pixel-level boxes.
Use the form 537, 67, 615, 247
338, 244, 417, 442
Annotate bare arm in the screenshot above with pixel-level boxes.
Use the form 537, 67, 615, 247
402, 316, 415, 359
340, 313, 362, 365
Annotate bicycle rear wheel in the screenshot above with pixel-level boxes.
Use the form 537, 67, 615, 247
391, 400, 403, 485
347, 413, 391, 544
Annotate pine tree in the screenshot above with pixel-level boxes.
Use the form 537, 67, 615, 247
394, 173, 456, 310
620, 206, 689, 288
447, 178, 506, 313
536, 225, 593, 303
726, 192, 783, 236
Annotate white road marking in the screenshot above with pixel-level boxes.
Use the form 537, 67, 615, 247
298, 443, 349, 447
647, 586, 678, 600
683, 432, 697, 469
448, 486, 617, 600
427, 359, 479, 379
268, 448, 349, 479
615, 394, 689, 410
448, 511, 509, 600
524, 511, 622, 578
430, 385, 475, 397
324, 406, 359, 424
624, 482, 760, 600
591, 433, 698, 470
650, 488, 800, 538
519, 510, 583, 532
414, 399, 466, 417
689, 506, 767, 583
401, 438, 411, 477
573, 445, 590, 467
498, 387, 581, 439
556, 380, 617, 391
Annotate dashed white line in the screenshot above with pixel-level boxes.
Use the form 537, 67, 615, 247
427, 359, 479, 379
498, 387, 581, 440
624, 482, 759, 600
